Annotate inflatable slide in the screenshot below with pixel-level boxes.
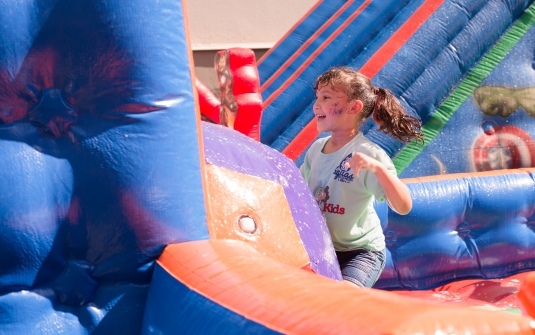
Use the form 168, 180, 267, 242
1, 0, 535, 334
257, 0, 535, 176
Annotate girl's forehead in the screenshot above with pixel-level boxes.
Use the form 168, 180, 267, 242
316, 83, 346, 94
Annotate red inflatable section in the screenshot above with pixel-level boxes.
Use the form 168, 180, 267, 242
393, 271, 535, 313
215, 48, 263, 141
518, 272, 535, 318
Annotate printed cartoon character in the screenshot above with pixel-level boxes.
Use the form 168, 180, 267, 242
215, 50, 238, 129
472, 86, 535, 171
333, 154, 355, 184
340, 155, 352, 172
474, 86, 535, 119
315, 186, 330, 207
472, 122, 535, 171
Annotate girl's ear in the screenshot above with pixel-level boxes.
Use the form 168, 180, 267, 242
351, 100, 363, 114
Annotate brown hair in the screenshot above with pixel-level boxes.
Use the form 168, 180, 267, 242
313, 67, 424, 143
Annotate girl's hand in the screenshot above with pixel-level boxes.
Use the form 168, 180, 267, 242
344, 152, 381, 177
344, 152, 413, 215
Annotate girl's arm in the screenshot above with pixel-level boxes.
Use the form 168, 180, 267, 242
345, 152, 412, 215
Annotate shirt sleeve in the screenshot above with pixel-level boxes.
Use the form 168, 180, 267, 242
299, 144, 315, 183
362, 151, 397, 203
299, 158, 309, 182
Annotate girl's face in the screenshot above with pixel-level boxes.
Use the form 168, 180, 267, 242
313, 84, 360, 134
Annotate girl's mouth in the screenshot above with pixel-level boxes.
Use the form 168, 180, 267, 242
317, 114, 326, 121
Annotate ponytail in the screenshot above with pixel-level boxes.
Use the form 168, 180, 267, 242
372, 87, 424, 144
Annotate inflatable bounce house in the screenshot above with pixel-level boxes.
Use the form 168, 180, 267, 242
3, 0, 535, 334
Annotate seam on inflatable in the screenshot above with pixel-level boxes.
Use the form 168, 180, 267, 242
182, 0, 211, 227
401, 168, 529, 184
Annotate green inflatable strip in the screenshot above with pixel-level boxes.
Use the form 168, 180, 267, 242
393, 3, 535, 174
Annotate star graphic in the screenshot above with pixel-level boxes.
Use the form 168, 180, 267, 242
487, 146, 512, 170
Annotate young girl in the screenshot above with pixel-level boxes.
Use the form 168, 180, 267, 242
300, 67, 423, 287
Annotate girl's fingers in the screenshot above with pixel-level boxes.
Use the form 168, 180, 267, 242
354, 162, 364, 177
345, 154, 369, 177
349, 159, 362, 177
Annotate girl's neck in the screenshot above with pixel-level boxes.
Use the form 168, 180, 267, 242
322, 129, 359, 154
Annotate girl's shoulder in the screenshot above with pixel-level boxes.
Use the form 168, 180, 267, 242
308, 136, 330, 154
353, 134, 390, 160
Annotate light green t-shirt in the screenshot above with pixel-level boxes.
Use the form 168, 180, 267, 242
300, 133, 396, 252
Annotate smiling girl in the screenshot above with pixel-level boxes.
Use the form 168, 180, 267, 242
300, 67, 423, 287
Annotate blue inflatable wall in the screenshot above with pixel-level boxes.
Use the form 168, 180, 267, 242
0, 1, 207, 333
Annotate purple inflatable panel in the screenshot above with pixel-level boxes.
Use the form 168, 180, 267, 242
202, 122, 342, 280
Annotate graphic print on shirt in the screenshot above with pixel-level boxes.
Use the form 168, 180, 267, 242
314, 186, 345, 215
333, 153, 355, 183
314, 186, 330, 207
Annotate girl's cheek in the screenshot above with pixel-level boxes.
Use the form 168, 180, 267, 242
330, 103, 344, 115
329, 107, 343, 115
328, 103, 337, 115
